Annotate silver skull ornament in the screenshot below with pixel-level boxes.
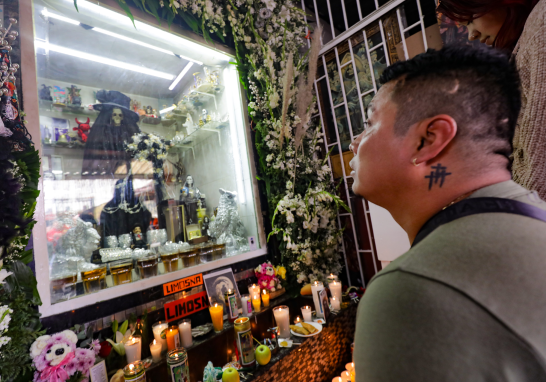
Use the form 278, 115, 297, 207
111, 107, 124, 126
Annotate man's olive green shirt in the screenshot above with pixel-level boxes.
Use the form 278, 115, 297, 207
354, 181, 546, 381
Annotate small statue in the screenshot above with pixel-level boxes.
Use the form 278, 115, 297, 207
132, 225, 147, 249
202, 216, 210, 237
73, 117, 91, 143
200, 109, 208, 127
57, 132, 69, 146
68, 85, 82, 106
145, 105, 154, 115
39, 84, 53, 101
192, 72, 202, 89
180, 175, 201, 201
43, 126, 52, 144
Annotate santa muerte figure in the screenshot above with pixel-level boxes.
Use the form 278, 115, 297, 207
82, 90, 140, 176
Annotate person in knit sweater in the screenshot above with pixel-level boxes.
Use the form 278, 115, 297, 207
438, 0, 546, 199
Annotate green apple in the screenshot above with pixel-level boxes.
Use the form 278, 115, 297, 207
222, 367, 240, 382
255, 344, 271, 365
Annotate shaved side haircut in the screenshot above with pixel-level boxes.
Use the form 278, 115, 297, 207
379, 45, 521, 160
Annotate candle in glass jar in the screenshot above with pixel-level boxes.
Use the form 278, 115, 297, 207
311, 281, 325, 318
166, 326, 180, 351
241, 294, 252, 316
252, 294, 261, 312
273, 305, 290, 338
331, 296, 341, 311
123, 361, 146, 381
329, 280, 342, 301
152, 321, 169, 352
178, 319, 192, 348
301, 305, 313, 322
327, 274, 339, 284
248, 284, 260, 299
124, 335, 142, 364
293, 316, 302, 325
261, 289, 270, 307
149, 339, 162, 362
209, 303, 224, 333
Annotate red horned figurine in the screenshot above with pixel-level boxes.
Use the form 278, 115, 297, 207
73, 117, 91, 142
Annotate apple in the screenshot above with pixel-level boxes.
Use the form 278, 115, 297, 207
255, 344, 271, 366
222, 367, 240, 382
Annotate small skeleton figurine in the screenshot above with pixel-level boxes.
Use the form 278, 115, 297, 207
202, 216, 211, 237
132, 225, 147, 249
111, 107, 124, 126
199, 109, 208, 127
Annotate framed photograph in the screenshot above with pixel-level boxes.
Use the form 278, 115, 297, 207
318, 288, 330, 322
203, 268, 241, 313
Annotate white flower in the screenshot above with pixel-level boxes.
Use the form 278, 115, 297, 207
173, 0, 180, 9
30, 335, 51, 359
159, 0, 164, 7
279, 5, 291, 22
0, 268, 12, 284
262, 0, 277, 11
269, 92, 280, 109
286, 211, 294, 224
297, 273, 308, 283
0, 336, 11, 349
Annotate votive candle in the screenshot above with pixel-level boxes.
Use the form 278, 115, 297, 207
261, 289, 270, 307
248, 284, 260, 299
166, 326, 180, 351
252, 294, 261, 312
241, 294, 252, 316
209, 303, 224, 333
341, 370, 351, 382
149, 339, 162, 362
331, 296, 341, 311
329, 280, 342, 301
273, 305, 290, 338
178, 319, 192, 348
124, 335, 141, 364
294, 316, 302, 325
152, 321, 169, 352
301, 305, 312, 322
346, 362, 355, 372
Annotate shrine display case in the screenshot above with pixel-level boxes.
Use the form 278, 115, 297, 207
25, 0, 266, 317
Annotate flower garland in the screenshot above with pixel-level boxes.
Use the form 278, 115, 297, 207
82, 0, 349, 286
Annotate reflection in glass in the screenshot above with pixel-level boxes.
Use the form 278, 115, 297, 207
326, 57, 344, 106
340, 61, 364, 137
370, 47, 389, 88
362, 93, 374, 120
351, 40, 374, 93
340, 216, 363, 286
335, 106, 352, 152
317, 78, 337, 145
366, 23, 383, 48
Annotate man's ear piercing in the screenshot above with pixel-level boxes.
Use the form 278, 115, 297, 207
413, 158, 420, 167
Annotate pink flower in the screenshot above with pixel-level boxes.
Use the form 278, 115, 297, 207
33, 354, 48, 372
65, 360, 78, 375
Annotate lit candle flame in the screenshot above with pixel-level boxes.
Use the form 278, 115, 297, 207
153, 339, 157, 345
334, 281, 337, 285
263, 289, 266, 294
132, 337, 136, 344
129, 364, 134, 370
332, 297, 336, 301
228, 289, 232, 293
314, 281, 318, 285
254, 295, 258, 299
215, 303, 218, 307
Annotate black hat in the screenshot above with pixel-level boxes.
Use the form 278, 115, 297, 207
93, 90, 139, 122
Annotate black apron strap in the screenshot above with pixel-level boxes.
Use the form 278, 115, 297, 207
412, 197, 546, 247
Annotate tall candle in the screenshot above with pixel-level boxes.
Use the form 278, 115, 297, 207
178, 319, 192, 348
311, 281, 325, 318
241, 294, 252, 316
248, 284, 260, 299
166, 326, 180, 351
124, 335, 141, 364
273, 305, 290, 338
261, 289, 270, 307
301, 305, 312, 322
329, 280, 342, 301
149, 339, 162, 362
327, 274, 339, 284
331, 296, 341, 311
209, 303, 224, 333
252, 294, 261, 313
152, 321, 169, 352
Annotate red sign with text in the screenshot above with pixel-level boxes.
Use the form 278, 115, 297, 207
164, 291, 209, 322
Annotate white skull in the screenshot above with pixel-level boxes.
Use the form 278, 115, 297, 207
202, 109, 207, 117
111, 107, 124, 126
186, 175, 194, 187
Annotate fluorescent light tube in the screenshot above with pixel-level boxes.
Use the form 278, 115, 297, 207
92, 28, 175, 56
160, 106, 175, 114
42, 8, 80, 25
35, 40, 175, 80
169, 62, 193, 91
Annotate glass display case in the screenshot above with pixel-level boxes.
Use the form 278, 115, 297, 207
29, 0, 264, 315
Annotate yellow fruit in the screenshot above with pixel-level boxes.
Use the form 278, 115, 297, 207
255, 344, 271, 365
300, 284, 312, 295
222, 367, 240, 382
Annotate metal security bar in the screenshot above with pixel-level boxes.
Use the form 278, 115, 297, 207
306, 0, 439, 286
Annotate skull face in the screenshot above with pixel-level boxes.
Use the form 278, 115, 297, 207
202, 109, 207, 117
186, 175, 194, 187
111, 107, 124, 126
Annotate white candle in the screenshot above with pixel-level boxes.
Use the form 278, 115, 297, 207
327, 274, 339, 284
331, 296, 341, 311
241, 294, 252, 316
340, 371, 351, 382
311, 281, 325, 318
301, 305, 313, 322
152, 321, 168, 352
273, 305, 290, 338
149, 339, 162, 362
329, 280, 342, 302
178, 319, 193, 348
124, 336, 141, 364
248, 284, 260, 300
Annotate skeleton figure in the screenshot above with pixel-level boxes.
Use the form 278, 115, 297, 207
111, 107, 124, 126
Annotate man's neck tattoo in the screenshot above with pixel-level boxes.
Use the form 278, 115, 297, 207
425, 163, 451, 190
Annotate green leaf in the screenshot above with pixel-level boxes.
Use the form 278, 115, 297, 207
178, 11, 200, 34
112, 320, 118, 337
117, 0, 136, 28
4, 261, 42, 305
119, 319, 129, 335
73, 0, 79, 12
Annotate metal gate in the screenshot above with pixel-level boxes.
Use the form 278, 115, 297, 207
303, 0, 440, 286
